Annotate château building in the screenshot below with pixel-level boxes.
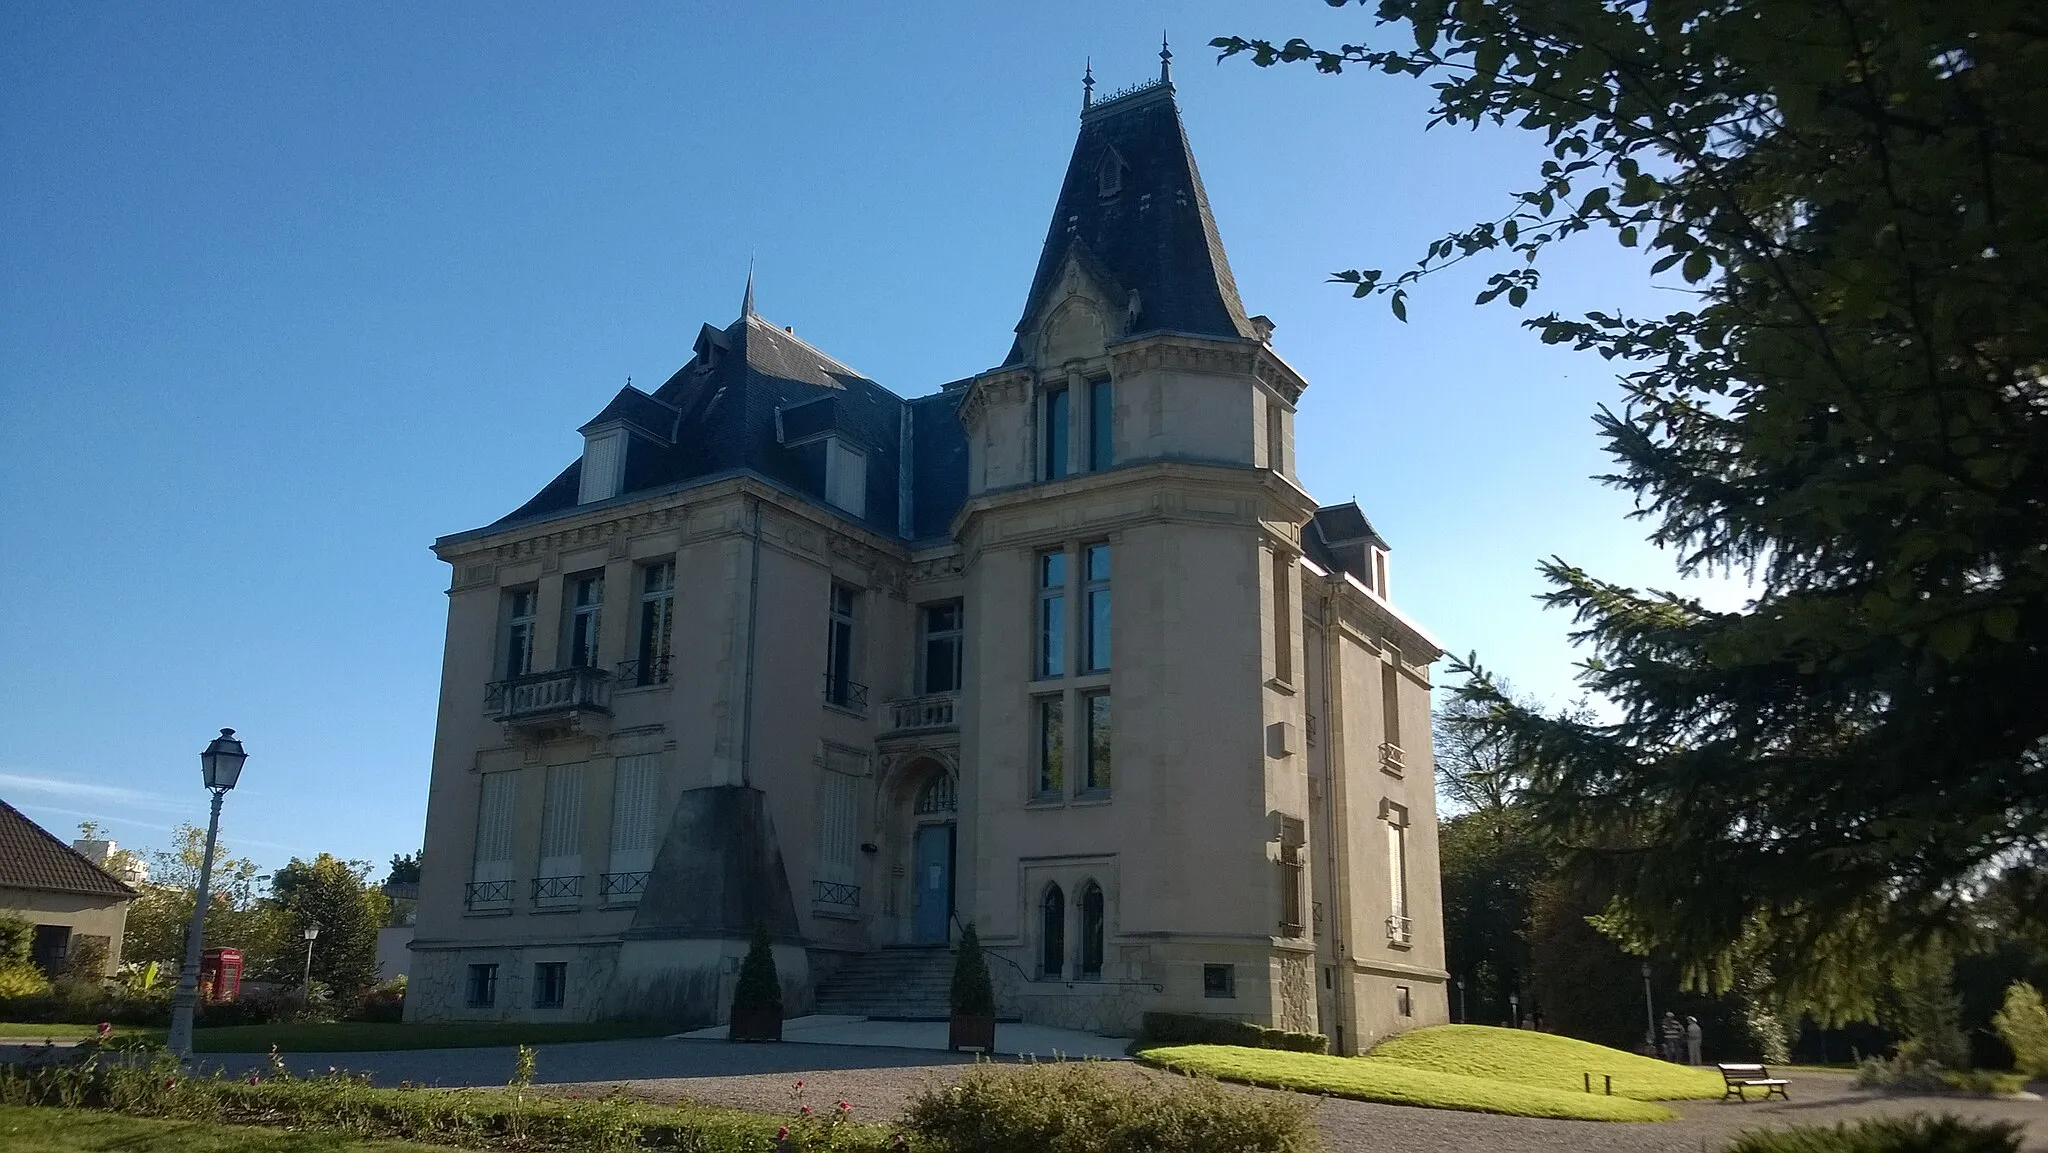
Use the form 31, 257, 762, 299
408, 54, 1448, 1052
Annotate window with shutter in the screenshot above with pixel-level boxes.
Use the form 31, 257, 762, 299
607, 755, 661, 875
578, 430, 624, 504
472, 773, 516, 884
537, 763, 584, 904
817, 767, 859, 881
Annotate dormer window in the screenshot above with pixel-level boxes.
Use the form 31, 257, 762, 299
1097, 151, 1124, 198
578, 428, 625, 504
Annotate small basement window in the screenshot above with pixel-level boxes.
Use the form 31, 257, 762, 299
1203, 963, 1236, 999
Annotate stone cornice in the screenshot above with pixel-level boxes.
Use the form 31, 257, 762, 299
434, 474, 911, 594
1305, 558, 1446, 667
1105, 333, 1309, 405
956, 367, 1033, 434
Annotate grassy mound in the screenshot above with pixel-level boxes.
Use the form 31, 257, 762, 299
1370, 1025, 1725, 1101
1139, 1045, 1674, 1122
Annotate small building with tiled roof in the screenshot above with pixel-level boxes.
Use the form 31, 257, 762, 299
410, 53, 1448, 1051
0, 800, 135, 977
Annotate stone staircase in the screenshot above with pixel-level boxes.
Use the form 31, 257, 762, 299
814, 947, 955, 1019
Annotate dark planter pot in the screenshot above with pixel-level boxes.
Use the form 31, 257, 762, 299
729, 1006, 783, 1042
949, 1013, 997, 1052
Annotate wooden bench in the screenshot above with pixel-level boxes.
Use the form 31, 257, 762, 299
1718, 1062, 1790, 1102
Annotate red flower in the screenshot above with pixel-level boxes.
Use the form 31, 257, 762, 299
248, 1074, 260, 1085
776, 1125, 790, 1139
96, 1022, 112, 1038
837, 1100, 850, 1110
793, 1079, 804, 1088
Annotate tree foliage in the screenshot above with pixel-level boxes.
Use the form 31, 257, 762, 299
271, 853, 387, 995
1220, 0, 2048, 1004
731, 928, 781, 1015
951, 923, 996, 1017
121, 823, 275, 973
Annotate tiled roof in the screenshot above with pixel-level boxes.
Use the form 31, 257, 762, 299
0, 800, 135, 900
1005, 83, 1256, 364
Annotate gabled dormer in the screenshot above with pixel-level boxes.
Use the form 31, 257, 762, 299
576, 385, 679, 505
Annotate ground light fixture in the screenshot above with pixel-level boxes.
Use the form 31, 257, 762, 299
167, 728, 247, 1058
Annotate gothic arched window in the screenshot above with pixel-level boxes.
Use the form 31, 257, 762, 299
1080, 880, 1104, 979
915, 773, 956, 814
1040, 883, 1066, 978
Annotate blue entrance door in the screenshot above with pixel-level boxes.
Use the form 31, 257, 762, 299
912, 823, 953, 944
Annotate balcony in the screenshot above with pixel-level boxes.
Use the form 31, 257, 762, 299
1379, 741, 1406, 777
617, 655, 672, 689
599, 871, 649, 903
464, 879, 512, 914
531, 874, 582, 910
1386, 914, 1413, 947
884, 692, 958, 734
823, 673, 868, 716
485, 667, 611, 732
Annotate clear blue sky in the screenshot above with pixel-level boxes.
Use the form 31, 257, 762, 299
0, 2, 1737, 875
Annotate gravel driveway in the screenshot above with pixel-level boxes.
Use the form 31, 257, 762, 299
202, 1044, 2048, 1153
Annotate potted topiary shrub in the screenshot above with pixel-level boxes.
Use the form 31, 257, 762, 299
728, 927, 782, 1042
948, 922, 997, 1052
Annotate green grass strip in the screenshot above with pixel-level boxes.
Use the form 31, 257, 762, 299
189, 1021, 677, 1053
0, 1104, 459, 1153
1367, 1024, 1726, 1101
1140, 1045, 1676, 1122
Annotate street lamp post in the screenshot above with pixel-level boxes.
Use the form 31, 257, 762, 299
167, 728, 247, 1059
1642, 961, 1656, 1054
300, 925, 321, 999
1508, 990, 1520, 1028
1456, 977, 1466, 1025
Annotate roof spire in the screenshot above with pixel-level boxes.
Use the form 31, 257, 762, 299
1081, 58, 1094, 112
1160, 31, 1172, 84
741, 257, 756, 318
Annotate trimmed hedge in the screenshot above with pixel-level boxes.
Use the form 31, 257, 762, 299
1724, 1114, 2023, 1153
1137, 1011, 1329, 1054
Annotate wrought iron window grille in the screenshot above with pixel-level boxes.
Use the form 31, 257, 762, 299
599, 871, 649, 900
464, 880, 512, 908
531, 875, 582, 902
811, 879, 861, 908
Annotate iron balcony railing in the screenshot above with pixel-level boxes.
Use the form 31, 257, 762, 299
885, 692, 958, 732
464, 880, 512, 909
485, 666, 611, 724
811, 879, 861, 909
599, 871, 649, 901
822, 673, 868, 715
1386, 914, 1414, 946
531, 875, 582, 903
617, 655, 672, 688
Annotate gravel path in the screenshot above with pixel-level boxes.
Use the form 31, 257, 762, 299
196, 1044, 2048, 1152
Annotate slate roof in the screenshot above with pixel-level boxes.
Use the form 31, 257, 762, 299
1005, 81, 1257, 364
470, 79, 1250, 547
1304, 502, 1390, 584
0, 800, 135, 900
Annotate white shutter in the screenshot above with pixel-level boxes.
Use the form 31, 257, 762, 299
825, 439, 866, 518
817, 768, 859, 880
473, 772, 516, 883
538, 763, 584, 879
579, 430, 624, 504
608, 754, 661, 874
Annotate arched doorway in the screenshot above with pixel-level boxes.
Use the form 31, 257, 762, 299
910, 771, 957, 944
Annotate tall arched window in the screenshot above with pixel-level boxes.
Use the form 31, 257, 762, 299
1080, 881, 1104, 979
1040, 883, 1065, 978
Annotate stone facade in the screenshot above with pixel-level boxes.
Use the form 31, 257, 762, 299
408, 72, 1448, 1053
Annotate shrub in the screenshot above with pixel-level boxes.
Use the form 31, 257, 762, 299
351, 977, 405, 1023
1856, 1054, 1949, 1093
0, 964, 51, 999
1723, 1113, 2023, 1153
903, 1059, 1314, 1153
0, 1042, 902, 1152
1990, 982, 2048, 1080
0, 986, 166, 1026
1137, 1011, 1329, 1055
950, 923, 995, 1017
731, 927, 780, 1015
197, 989, 314, 1028
0, 914, 32, 965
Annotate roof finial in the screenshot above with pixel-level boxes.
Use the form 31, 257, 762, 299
1160, 31, 1172, 84
1082, 58, 1094, 112
741, 257, 756, 319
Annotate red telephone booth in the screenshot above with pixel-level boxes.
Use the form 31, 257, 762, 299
200, 948, 243, 1003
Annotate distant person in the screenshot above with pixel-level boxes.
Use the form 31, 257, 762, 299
1660, 1012, 1683, 1062
1685, 1016, 1703, 1065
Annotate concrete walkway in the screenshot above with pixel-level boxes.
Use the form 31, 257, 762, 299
675, 1014, 1132, 1060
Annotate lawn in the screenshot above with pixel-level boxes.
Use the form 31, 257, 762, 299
1139, 1044, 1677, 1122
1369, 1024, 1727, 1101
0, 1025, 161, 1044
189, 1020, 677, 1053
0, 1105, 459, 1153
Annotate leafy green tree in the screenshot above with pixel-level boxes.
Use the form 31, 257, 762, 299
121, 823, 275, 973
271, 854, 388, 996
1991, 982, 2048, 1079
1219, 0, 2048, 1011
384, 853, 420, 887
1886, 947, 1972, 1071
